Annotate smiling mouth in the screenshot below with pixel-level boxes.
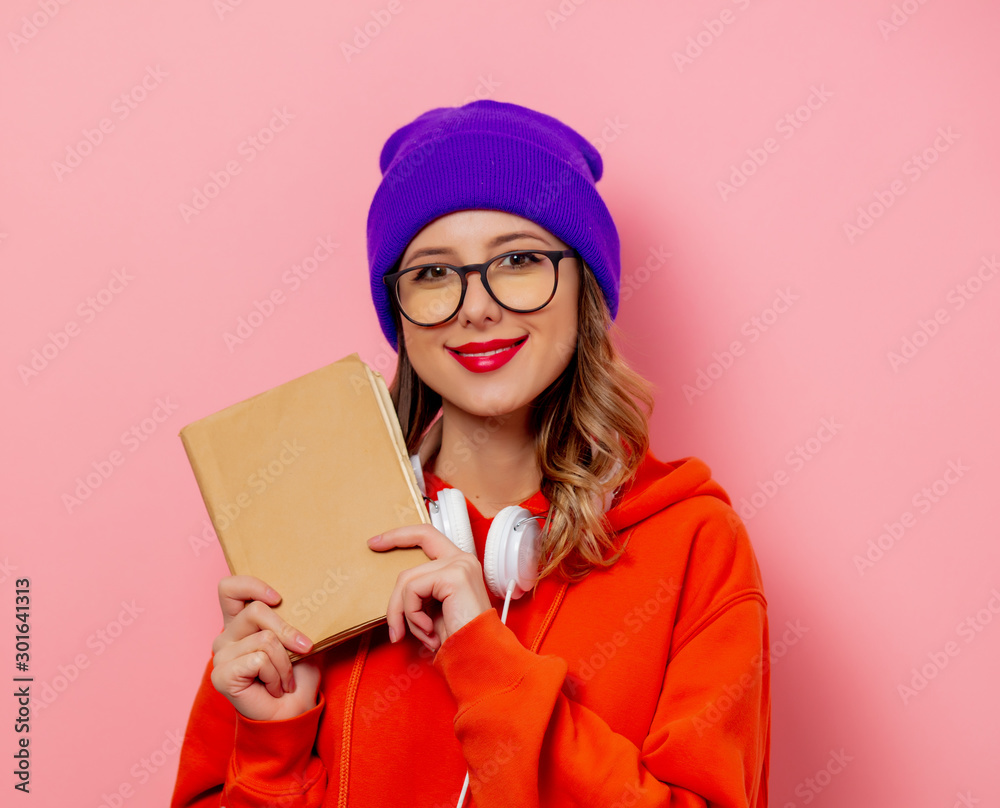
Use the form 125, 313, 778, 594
449, 338, 527, 358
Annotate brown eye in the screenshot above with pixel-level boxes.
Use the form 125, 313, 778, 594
498, 252, 543, 270
412, 265, 456, 282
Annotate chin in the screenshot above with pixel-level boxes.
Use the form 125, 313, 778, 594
451, 395, 524, 421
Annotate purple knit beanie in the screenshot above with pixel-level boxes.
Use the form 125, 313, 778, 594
366, 99, 620, 349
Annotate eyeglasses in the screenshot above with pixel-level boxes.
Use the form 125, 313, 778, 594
383, 249, 580, 328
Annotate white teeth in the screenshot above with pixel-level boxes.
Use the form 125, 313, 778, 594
455, 340, 522, 358
462, 347, 509, 357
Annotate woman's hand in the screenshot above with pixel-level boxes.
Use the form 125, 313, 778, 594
368, 526, 492, 653
209, 575, 322, 722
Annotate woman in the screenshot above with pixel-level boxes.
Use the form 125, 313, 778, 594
172, 100, 770, 807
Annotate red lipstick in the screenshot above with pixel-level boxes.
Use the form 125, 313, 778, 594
446, 337, 527, 373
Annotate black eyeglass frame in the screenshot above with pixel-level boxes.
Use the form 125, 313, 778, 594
382, 248, 581, 327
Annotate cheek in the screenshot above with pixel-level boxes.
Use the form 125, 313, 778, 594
530, 317, 577, 389
402, 328, 432, 371
547, 303, 579, 372
401, 326, 451, 393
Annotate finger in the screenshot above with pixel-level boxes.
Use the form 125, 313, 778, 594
398, 568, 459, 649
243, 649, 285, 699
229, 601, 313, 656
256, 652, 287, 698
405, 616, 437, 653
218, 575, 281, 622
402, 579, 437, 637
398, 600, 436, 651
212, 645, 284, 701
238, 649, 285, 699
214, 600, 312, 660
368, 524, 460, 561
385, 558, 450, 643
214, 629, 296, 695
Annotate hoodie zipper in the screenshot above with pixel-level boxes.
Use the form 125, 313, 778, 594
338, 632, 371, 807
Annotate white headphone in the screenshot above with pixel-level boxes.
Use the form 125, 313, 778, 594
411, 451, 542, 599
409, 421, 622, 602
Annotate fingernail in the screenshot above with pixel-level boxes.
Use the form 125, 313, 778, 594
367, 535, 381, 547
388, 626, 397, 643
265, 587, 280, 600
294, 634, 311, 651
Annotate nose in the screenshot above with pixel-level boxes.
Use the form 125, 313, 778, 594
458, 270, 503, 327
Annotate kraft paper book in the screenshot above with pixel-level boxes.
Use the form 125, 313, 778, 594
179, 353, 428, 660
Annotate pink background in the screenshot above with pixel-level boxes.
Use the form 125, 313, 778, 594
3, 0, 998, 804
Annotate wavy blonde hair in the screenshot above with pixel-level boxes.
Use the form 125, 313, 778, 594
388, 262, 655, 581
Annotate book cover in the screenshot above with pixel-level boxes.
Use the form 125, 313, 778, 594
179, 353, 428, 660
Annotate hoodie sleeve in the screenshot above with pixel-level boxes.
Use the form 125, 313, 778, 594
432, 510, 770, 808
170, 658, 328, 808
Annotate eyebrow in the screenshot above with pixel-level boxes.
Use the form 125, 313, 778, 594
403, 232, 552, 265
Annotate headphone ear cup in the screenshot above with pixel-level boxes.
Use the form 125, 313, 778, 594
429, 488, 475, 555
410, 454, 427, 498
483, 506, 540, 599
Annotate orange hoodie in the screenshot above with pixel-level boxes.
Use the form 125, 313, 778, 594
171, 449, 770, 807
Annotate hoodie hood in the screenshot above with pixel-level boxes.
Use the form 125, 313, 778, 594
423, 448, 731, 538
413, 419, 723, 534
606, 450, 732, 533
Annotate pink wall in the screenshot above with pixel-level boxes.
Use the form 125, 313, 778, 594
3, 0, 997, 804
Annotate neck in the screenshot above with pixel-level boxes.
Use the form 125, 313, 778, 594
430, 401, 541, 518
